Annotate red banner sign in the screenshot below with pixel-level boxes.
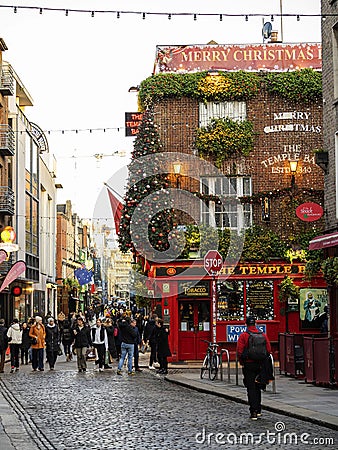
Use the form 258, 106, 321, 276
296, 202, 323, 222
155, 43, 322, 73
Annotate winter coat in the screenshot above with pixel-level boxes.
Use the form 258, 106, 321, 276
73, 325, 92, 349
104, 325, 117, 357
236, 325, 272, 365
7, 323, 22, 345
60, 321, 74, 345
29, 323, 46, 349
45, 324, 60, 352
21, 327, 32, 350
0, 325, 8, 351
117, 319, 137, 344
143, 319, 156, 344
155, 326, 171, 357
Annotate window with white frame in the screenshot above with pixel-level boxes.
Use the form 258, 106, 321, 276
199, 101, 247, 127
200, 176, 252, 231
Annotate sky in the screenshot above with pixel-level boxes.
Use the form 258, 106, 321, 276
0, 0, 321, 223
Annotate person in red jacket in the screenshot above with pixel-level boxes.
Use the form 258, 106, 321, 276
236, 316, 271, 420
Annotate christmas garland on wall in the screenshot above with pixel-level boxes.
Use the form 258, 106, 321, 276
138, 69, 322, 110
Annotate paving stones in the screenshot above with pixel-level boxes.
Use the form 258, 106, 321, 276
0, 365, 337, 450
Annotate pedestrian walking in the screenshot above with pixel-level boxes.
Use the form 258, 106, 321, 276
60, 319, 74, 361
29, 316, 46, 371
155, 319, 171, 375
7, 318, 22, 373
143, 314, 158, 370
103, 318, 117, 368
116, 316, 137, 376
73, 317, 92, 373
0, 318, 8, 373
131, 318, 142, 372
91, 318, 108, 372
45, 318, 60, 370
236, 316, 272, 420
20, 322, 31, 365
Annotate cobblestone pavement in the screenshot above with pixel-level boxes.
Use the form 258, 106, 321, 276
0, 360, 337, 450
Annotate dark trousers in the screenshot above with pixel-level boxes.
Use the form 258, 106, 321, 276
0, 348, 6, 372
158, 354, 168, 371
10, 344, 20, 368
133, 343, 140, 369
242, 362, 262, 414
149, 343, 157, 366
32, 348, 44, 370
46, 349, 58, 369
93, 343, 106, 368
63, 342, 72, 356
21, 347, 29, 364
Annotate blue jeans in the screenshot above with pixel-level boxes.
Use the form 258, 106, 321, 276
117, 342, 134, 372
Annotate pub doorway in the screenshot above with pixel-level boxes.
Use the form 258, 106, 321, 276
178, 300, 211, 360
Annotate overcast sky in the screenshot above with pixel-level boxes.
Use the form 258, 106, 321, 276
0, 0, 321, 219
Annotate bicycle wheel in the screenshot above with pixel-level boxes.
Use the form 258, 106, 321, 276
200, 354, 210, 379
209, 353, 219, 380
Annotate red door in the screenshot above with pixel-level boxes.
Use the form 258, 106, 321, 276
178, 300, 211, 360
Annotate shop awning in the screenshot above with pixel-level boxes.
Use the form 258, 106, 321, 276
309, 231, 338, 250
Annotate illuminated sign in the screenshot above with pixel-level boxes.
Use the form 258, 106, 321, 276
125, 112, 143, 136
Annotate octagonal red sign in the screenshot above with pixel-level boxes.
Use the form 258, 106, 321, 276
204, 250, 223, 275
296, 202, 323, 222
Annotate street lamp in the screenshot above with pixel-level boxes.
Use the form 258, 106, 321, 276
289, 159, 298, 187
173, 162, 181, 188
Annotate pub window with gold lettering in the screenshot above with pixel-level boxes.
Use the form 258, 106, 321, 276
246, 280, 274, 320
217, 280, 244, 321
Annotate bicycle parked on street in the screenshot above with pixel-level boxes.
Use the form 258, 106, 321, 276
200, 340, 219, 381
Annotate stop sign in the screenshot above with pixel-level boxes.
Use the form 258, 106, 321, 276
204, 250, 223, 275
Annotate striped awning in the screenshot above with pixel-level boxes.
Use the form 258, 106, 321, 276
309, 231, 338, 250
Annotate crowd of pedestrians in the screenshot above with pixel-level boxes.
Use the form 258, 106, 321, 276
0, 308, 171, 376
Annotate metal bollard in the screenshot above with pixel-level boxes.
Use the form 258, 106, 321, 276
219, 349, 230, 382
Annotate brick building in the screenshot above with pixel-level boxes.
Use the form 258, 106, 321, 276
127, 42, 328, 361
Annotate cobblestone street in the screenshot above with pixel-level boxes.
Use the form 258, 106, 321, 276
0, 357, 337, 450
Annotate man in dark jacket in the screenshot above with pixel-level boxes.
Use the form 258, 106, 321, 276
143, 314, 158, 369
45, 317, 60, 371
0, 318, 8, 373
73, 317, 92, 373
237, 316, 272, 420
116, 317, 137, 375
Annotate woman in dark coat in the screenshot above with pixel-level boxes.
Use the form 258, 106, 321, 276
103, 318, 117, 368
45, 317, 60, 370
155, 319, 171, 375
20, 322, 31, 365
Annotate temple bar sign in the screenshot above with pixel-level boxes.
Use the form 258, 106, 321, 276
154, 43, 322, 73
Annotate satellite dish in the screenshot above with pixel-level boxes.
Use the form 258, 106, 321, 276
262, 22, 272, 40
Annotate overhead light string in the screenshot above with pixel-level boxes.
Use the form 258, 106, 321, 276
0, 5, 328, 20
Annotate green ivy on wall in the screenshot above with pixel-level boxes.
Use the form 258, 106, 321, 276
195, 118, 255, 167
138, 69, 322, 110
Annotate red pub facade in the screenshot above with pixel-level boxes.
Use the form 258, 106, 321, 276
147, 259, 327, 361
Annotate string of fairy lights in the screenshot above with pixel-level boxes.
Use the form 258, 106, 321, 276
0, 5, 328, 20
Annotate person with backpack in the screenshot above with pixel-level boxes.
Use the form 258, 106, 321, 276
60, 319, 74, 361
236, 316, 271, 421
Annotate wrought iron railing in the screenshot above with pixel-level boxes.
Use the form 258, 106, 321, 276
0, 64, 14, 96
0, 186, 14, 215
0, 124, 15, 156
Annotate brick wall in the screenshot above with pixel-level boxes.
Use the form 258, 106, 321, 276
153, 88, 324, 235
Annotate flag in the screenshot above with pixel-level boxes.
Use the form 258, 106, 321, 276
0, 249, 8, 264
74, 267, 93, 286
107, 187, 123, 234
0, 260, 26, 293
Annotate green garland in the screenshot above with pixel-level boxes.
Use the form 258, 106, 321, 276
138, 69, 322, 109
195, 118, 255, 167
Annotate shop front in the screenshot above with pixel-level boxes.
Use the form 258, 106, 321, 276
149, 260, 327, 362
